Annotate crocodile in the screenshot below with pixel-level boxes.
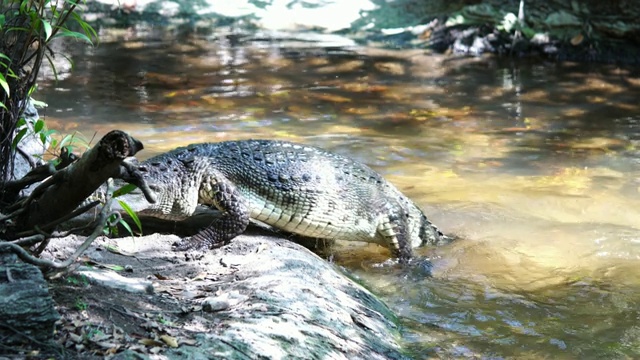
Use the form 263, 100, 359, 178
124, 140, 450, 262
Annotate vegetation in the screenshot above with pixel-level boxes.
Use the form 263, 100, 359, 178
0, 0, 97, 187
0, 1, 144, 273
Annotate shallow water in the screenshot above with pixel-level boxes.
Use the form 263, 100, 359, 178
38, 27, 640, 358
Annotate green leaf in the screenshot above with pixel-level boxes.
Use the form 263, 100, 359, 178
70, 11, 98, 44
521, 27, 536, 39
104, 264, 126, 271
58, 133, 74, 149
34, 119, 45, 133
118, 218, 134, 237
12, 128, 28, 149
45, 53, 59, 82
0, 73, 10, 97
117, 199, 142, 235
30, 97, 48, 108
113, 184, 138, 197
41, 19, 52, 41
53, 28, 93, 44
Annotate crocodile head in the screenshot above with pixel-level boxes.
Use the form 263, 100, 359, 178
127, 154, 202, 220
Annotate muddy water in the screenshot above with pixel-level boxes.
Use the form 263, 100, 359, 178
38, 28, 640, 358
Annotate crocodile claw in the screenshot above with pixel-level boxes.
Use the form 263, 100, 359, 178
172, 236, 209, 252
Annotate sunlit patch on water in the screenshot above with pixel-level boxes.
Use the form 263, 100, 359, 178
37, 29, 640, 357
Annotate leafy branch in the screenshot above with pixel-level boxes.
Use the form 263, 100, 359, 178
0, 0, 98, 186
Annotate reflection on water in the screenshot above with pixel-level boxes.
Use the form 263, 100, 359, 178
38, 28, 640, 358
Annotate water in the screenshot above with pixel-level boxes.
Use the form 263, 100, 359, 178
38, 28, 640, 358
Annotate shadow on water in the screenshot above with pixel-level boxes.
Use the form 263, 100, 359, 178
38, 28, 640, 358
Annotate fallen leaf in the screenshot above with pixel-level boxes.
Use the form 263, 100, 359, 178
191, 272, 208, 281
140, 338, 164, 347
103, 244, 136, 257
310, 92, 351, 103
160, 335, 179, 348
571, 33, 584, 45
69, 333, 83, 343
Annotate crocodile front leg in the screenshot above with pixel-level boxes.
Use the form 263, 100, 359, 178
174, 178, 251, 251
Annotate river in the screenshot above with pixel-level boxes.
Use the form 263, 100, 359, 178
38, 27, 640, 358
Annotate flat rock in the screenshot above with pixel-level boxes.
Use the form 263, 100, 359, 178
44, 230, 409, 359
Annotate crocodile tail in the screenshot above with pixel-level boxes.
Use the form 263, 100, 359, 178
418, 213, 451, 246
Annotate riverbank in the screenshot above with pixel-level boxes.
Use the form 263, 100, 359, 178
84, 0, 640, 65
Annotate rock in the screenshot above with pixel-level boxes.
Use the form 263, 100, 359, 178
0, 253, 60, 345
45, 231, 410, 359
77, 266, 154, 294
7, 100, 47, 184
87, 0, 376, 32
201, 291, 247, 312
161, 234, 407, 359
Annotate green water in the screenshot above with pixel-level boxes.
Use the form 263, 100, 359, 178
39, 28, 640, 358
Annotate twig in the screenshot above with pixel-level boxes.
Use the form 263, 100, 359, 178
5, 169, 62, 213
0, 322, 66, 358
6, 147, 79, 212
32, 233, 50, 256
0, 198, 115, 270
10, 234, 45, 247
5, 267, 13, 282
0, 207, 24, 222
118, 159, 157, 204
13, 200, 101, 238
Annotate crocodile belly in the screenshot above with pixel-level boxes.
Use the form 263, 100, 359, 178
246, 191, 377, 243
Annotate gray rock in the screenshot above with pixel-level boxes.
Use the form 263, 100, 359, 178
165, 235, 408, 360
0, 253, 60, 345
48, 230, 410, 359
77, 266, 154, 294
7, 99, 48, 183
88, 0, 376, 32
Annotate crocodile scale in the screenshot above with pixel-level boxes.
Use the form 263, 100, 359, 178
132, 140, 449, 261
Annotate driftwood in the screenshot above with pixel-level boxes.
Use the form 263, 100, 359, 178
0, 130, 159, 266
12, 130, 144, 233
